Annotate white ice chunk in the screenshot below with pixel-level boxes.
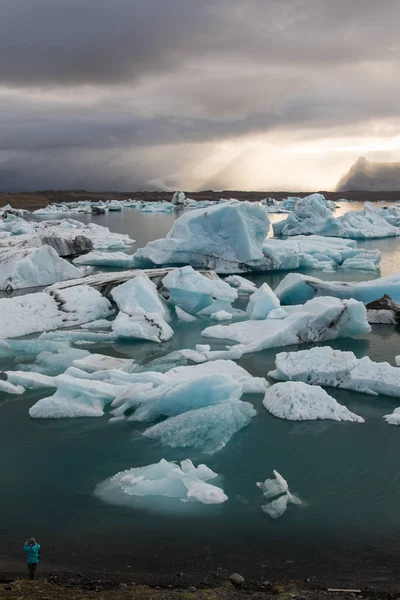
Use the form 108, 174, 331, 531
112, 312, 174, 343
275, 272, 400, 305
132, 201, 271, 273
210, 310, 233, 321
0, 378, 24, 394
0, 244, 82, 291
269, 346, 400, 398
383, 408, 400, 425
175, 306, 197, 322
246, 283, 280, 319
257, 470, 301, 519
202, 297, 370, 354
196, 344, 211, 352
29, 374, 127, 418
95, 458, 227, 507
6, 371, 56, 389
72, 353, 136, 373
144, 401, 256, 454
263, 381, 364, 422
162, 266, 237, 315
73, 251, 135, 267
111, 273, 170, 321
0, 284, 113, 338
225, 275, 257, 294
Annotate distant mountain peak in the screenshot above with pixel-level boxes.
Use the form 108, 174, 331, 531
337, 157, 400, 191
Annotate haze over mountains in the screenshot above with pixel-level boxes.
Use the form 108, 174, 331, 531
337, 157, 400, 192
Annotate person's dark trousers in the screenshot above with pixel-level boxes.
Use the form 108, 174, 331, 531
28, 564, 37, 579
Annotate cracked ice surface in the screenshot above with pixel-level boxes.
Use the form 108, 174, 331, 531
202, 297, 370, 354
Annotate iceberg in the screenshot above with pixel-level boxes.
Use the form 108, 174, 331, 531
262, 236, 380, 272
112, 312, 174, 342
95, 459, 228, 508
0, 244, 82, 291
263, 381, 364, 422
0, 285, 114, 338
269, 346, 400, 398
162, 266, 237, 315
0, 378, 24, 394
111, 274, 170, 321
119, 374, 243, 423
143, 401, 256, 454
73, 251, 135, 268
171, 191, 187, 206
6, 371, 56, 390
257, 470, 301, 519
29, 374, 127, 418
246, 283, 280, 319
202, 297, 370, 354
275, 272, 400, 305
273, 198, 400, 239
72, 353, 136, 373
383, 408, 400, 425
132, 201, 271, 273
225, 275, 257, 295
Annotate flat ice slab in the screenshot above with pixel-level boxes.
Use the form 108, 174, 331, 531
275, 272, 400, 305
269, 346, 400, 398
263, 381, 364, 422
202, 297, 370, 354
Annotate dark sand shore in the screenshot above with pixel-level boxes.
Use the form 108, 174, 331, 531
1, 189, 400, 210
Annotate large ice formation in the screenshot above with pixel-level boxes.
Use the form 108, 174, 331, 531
0, 285, 113, 338
263, 381, 364, 422
162, 266, 237, 315
273, 197, 400, 239
269, 346, 400, 398
262, 236, 380, 272
95, 459, 228, 507
202, 297, 370, 354
143, 401, 256, 454
0, 244, 82, 291
275, 272, 400, 305
73, 251, 135, 268
246, 283, 280, 319
132, 201, 271, 273
257, 470, 301, 518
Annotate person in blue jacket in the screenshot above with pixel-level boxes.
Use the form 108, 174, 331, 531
23, 537, 40, 579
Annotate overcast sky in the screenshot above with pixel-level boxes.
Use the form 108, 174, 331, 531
1, 0, 400, 192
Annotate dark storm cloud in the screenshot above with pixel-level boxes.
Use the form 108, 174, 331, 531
1, 0, 400, 191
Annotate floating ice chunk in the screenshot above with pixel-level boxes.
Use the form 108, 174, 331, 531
73, 251, 135, 267
171, 191, 186, 206
123, 374, 242, 423
202, 297, 370, 354
81, 319, 113, 330
95, 458, 227, 508
0, 244, 82, 291
246, 283, 280, 319
257, 470, 288, 499
162, 266, 237, 315
196, 344, 211, 352
257, 470, 301, 519
225, 275, 257, 295
175, 306, 197, 322
0, 378, 24, 394
0, 285, 113, 338
263, 381, 364, 422
144, 401, 256, 453
274, 198, 400, 239
262, 236, 380, 272
112, 312, 174, 343
111, 274, 170, 321
269, 346, 400, 398
383, 408, 400, 425
29, 374, 127, 418
275, 272, 400, 305
14, 347, 89, 376
132, 201, 271, 274
72, 353, 136, 373
6, 371, 56, 389
210, 310, 233, 321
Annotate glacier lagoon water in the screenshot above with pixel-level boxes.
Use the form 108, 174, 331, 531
2, 203, 400, 579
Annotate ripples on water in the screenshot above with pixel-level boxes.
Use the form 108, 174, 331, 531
1, 201, 400, 578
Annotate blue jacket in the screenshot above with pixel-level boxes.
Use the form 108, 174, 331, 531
23, 543, 40, 564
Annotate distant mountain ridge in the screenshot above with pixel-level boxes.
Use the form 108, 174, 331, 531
337, 156, 400, 191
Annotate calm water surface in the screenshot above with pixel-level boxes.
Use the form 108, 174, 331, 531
2, 202, 400, 580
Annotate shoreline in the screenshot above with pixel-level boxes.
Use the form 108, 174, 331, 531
1, 189, 400, 210
0, 569, 399, 600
